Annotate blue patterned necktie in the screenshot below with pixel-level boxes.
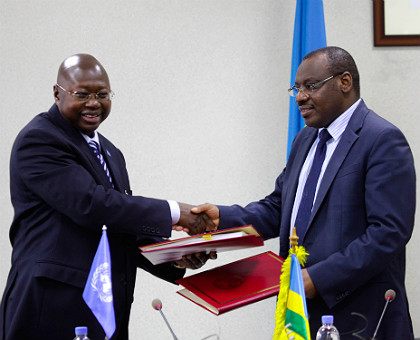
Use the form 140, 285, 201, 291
88, 140, 114, 188
295, 129, 332, 239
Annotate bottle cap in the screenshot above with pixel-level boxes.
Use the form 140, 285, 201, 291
321, 315, 334, 324
75, 326, 88, 335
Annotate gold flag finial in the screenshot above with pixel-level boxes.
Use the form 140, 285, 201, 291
290, 227, 299, 254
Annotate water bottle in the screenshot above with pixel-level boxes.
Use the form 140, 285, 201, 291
73, 326, 91, 340
315, 315, 340, 340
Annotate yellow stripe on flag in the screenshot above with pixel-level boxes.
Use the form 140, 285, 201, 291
287, 289, 306, 316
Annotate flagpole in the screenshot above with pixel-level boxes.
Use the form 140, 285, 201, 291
290, 227, 299, 254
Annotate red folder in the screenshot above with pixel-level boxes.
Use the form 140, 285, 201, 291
140, 225, 263, 265
176, 251, 284, 315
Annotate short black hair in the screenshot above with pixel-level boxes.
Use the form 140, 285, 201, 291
303, 46, 360, 97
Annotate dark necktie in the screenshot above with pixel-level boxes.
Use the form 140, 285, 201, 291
295, 129, 332, 239
88, 140, 114, 188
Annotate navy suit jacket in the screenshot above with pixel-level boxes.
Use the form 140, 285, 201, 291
218, 100, 416, 340
0, 104, 184, 340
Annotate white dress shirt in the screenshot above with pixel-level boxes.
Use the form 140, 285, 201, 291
290, 99, 361, 235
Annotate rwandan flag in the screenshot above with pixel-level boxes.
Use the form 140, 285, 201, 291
287, 0, 327, 158
273, 246, 310, 340
284, 253, 311, 339
83, 225, 116, 339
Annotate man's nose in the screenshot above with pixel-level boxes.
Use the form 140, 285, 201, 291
295, 88, 309, 103
85, 94, 100, 106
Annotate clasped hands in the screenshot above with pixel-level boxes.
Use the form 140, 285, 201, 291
173, 202, 220, 234
171, 202, 220, 270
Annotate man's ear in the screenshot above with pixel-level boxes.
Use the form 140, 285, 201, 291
340, 71, 353, 94
53, 85, 60, 104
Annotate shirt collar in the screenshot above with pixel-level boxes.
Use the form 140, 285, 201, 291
81, 130, 100, 147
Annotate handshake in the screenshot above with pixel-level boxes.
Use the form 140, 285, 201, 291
170, 202, 220, 269
173, 202, 220, 235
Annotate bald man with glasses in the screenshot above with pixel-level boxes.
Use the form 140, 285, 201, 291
0, 54, 215, 340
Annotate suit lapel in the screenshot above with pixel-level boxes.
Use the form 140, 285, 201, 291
307, 100, 369, 231
283, 128, 318, 227
79, 139, 115, 190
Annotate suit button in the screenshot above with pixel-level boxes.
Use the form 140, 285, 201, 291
120, 277, 127, 286
335, 290, 350, 301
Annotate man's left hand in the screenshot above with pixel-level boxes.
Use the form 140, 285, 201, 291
302, 268, 318, 298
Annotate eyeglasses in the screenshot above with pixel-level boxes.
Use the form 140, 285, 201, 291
288, 73, 342, 97
55, 84, 114, 102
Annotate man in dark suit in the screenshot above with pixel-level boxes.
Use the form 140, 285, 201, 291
0, 54, 214, 340
191, 47, 416, 340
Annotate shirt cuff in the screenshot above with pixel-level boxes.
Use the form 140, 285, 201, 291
167, 200, 180, 225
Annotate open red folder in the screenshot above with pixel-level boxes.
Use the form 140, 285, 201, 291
176, 251, 284, 315
139, 225, 263, 265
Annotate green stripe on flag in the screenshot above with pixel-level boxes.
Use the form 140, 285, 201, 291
285, 309, 309, 340
285, 290, 310, 340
